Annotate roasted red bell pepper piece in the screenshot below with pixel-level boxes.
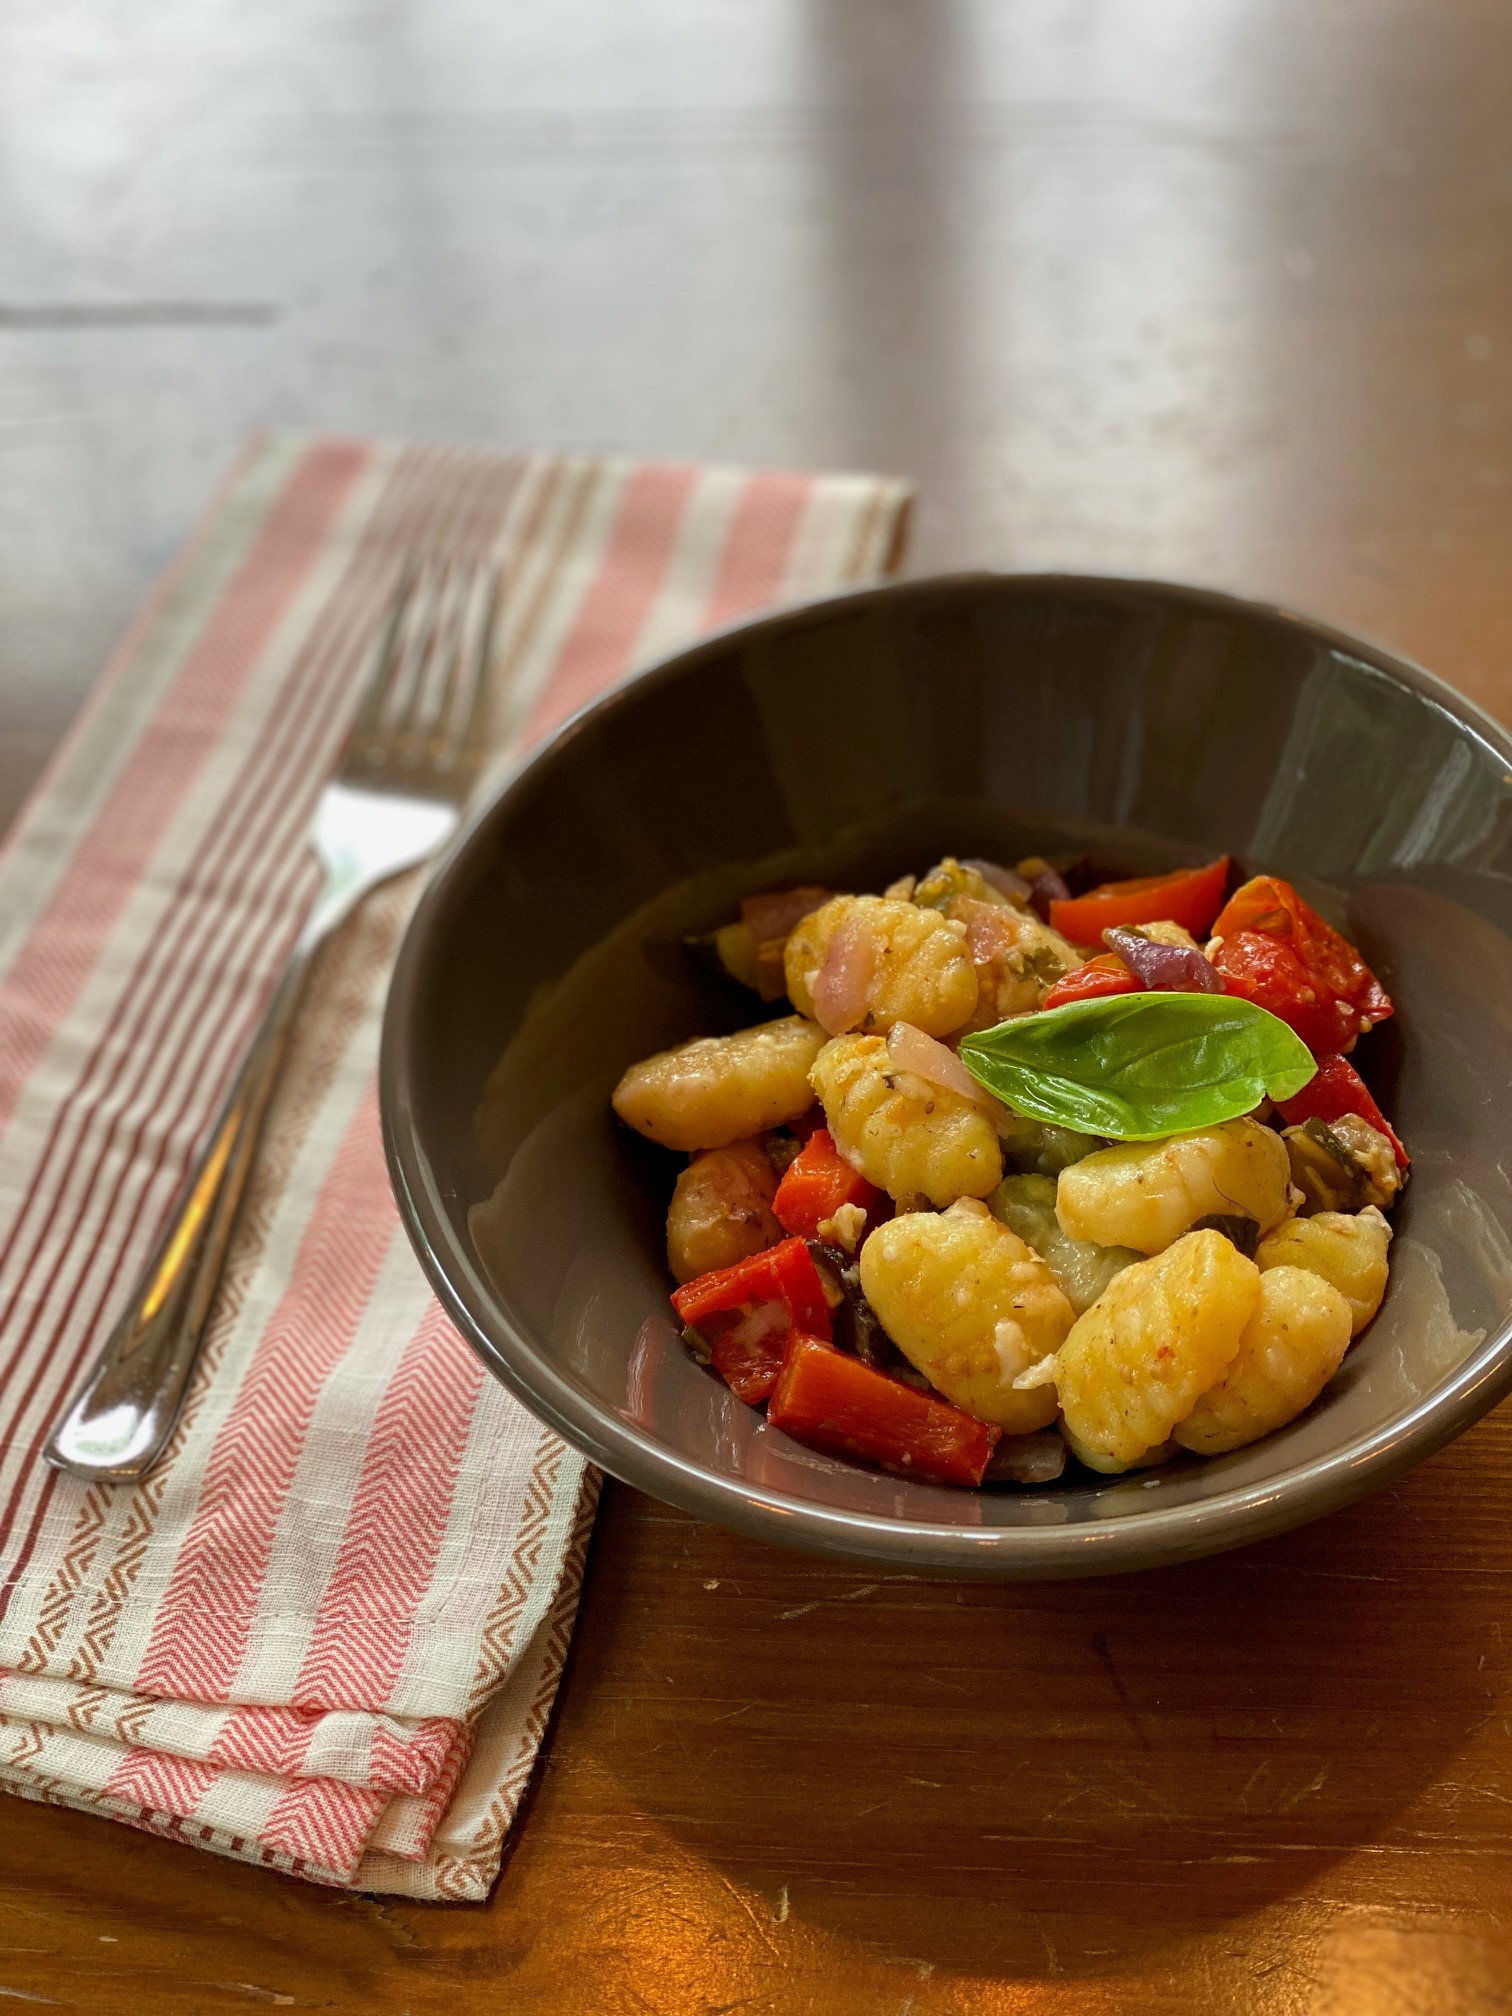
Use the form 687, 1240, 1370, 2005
1277, 1054, 1408, 1167
708, 1307, 792, 1404
1210, 874, 1392, 1055
1043, 952, 1142, 1009
766, 1335, 1000, 1488
772, 1127, 880, 1238
671, 1236, 832, 1342
1049, 856, 1230, 946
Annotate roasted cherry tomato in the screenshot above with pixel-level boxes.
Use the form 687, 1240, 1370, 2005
1210, 875, 1391, 1055
1049, 856, 1230, 946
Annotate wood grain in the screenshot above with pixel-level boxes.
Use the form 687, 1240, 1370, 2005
3, 0, 1512, 2009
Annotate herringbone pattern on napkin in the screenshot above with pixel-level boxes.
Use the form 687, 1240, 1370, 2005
0, 435, 910, 1895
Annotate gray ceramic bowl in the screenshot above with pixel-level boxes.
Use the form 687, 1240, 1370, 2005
381, 574, 1512, 1578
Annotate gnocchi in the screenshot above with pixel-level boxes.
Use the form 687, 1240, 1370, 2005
612, 1015, 824, 1151
784, 894, 978, 1037
859, 1200, 1071, 1432
666, 1141, 782, 1283
951, 897, 1079, 1027
810, 1033, 1002, 1206
1255, 1206, 1391, 1336
1053, 1229, 1261, 1472
1175, 1265, 1352, 1455
1055, 1117, 1292, 1255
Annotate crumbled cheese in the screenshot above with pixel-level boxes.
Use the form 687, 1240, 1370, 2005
816, 1202, 867, 1253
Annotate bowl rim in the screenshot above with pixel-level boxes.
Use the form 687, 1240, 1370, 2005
380, 569, 1512, 1578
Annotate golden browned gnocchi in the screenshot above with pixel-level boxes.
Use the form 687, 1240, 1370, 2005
612, 1015, 823, 1151
784, 894, 978, 1038
859, 1200, 1071, 1431
1055, 1117, 1292, 1256
953, 898, 1080, 1028
665, 1141, 782, 1283
810, 1033, 1002, 1206
1052, 1229, 1261, 1471
1255, 1206, 1391, 1336
1175, 1265, 1352, 1455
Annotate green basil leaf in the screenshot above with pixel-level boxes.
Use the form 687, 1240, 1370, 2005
959, 993, 1317, 1141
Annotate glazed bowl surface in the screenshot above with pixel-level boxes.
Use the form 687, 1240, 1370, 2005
381, 574, 1512, 1577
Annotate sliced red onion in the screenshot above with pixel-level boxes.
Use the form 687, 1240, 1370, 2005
962, 857, 1032, 904
885, 1021, 983, 1101
1024, 870, 1072, 923
1104, 925, 1223, 993
811, 913, 876, 1033
953, 896, 1018, 965
741, 884, 831, 946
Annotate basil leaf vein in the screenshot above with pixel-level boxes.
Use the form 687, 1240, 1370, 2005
959, 993, 1316, 1141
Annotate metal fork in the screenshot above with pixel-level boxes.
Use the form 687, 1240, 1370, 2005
45, 555, 500, 1484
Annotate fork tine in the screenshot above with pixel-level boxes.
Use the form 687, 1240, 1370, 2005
390, 557, 462, 765
450, 563, 501, 774
384, 559, 447, 757
342, 554, 419, 767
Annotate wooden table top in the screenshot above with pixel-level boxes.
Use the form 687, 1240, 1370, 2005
4, 1, 1512, 2009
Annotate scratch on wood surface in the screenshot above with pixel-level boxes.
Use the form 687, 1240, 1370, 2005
778, 1602, 820, 1621
0, 1992, 58, 2006
1280, 1767, 1330, 1811
711, 1870, 785, 1962
1040, 1928, 1064, 1976
919, 1669, 971, 1695
1091, 1631, 1150, 1751
1239, 1761, 1271, 1811
774, 1885, 789, 1922
1047, 1776, 1096, 1819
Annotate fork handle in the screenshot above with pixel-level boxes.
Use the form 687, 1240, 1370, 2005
43, 934, 320, 1484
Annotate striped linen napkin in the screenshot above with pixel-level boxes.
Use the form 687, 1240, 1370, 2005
0, 434, 911, 1896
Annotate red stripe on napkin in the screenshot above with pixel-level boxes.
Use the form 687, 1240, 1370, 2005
702, 470, 813, 630
519, 463, 698, 745
292, 1306, 487, 1711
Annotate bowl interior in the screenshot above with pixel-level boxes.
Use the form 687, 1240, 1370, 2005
384, 576, 1512, 1573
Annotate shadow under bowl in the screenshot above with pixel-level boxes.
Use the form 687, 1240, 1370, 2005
380, 573, 1512, 1577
